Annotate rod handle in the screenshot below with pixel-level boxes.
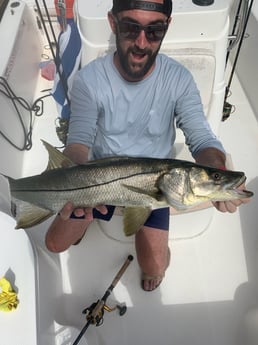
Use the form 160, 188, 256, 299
110, 255, 133, 289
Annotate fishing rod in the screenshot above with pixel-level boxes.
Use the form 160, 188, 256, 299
226, 0, 249, 64
223, 0, 254, 121
34, 0, 57, 64
72, 255, 134, 345
34, 0, 70, 106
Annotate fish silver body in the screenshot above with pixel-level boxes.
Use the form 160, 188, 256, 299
6, 141, 253, 235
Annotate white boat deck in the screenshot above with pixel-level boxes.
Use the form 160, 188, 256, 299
0, 1, 258, 345
1, 62, 256, 345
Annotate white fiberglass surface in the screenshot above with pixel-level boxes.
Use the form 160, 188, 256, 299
28, 71, 257, 345
1, 80, 258, 345
0, 212, 37, 345
0, 3, 258, 344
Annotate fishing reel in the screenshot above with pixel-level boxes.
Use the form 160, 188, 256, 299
55, 117, 69, 145
82, 300, 127, 326
72, 256, 133, 345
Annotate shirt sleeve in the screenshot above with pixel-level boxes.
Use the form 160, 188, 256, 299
174, 68, 225, 158
67, 70, 98, 147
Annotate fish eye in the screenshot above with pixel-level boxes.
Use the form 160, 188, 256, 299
212, 172, 222, 181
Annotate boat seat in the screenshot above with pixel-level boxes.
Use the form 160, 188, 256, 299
165, 49, 215, 117
96, 205, 214, 243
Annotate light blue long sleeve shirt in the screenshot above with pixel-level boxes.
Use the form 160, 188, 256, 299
68, 53, 224, 159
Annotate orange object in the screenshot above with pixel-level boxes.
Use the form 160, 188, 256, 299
54, 0, 74, 19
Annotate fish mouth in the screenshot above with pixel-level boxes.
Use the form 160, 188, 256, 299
233, 174, 246, 188
230, 175, 253, 198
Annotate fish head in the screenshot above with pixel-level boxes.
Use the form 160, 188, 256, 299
188, 166, 253, 202
158, 165, 253, 210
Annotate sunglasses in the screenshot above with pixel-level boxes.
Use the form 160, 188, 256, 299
114, 18, 168, 42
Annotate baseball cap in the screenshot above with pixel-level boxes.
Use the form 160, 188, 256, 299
112, 0, 173, 17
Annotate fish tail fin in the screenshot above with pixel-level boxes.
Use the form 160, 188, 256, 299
1, 173, 53, 228
11, 197, 54, 229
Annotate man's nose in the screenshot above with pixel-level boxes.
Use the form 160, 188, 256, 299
134, 29, 149, 49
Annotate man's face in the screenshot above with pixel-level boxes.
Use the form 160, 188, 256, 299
109, 5, 170, 81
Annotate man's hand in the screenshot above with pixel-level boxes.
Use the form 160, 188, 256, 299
59, 202, 108, 221
212, 183, 251, 213
195, 147, 252, 213
46, 202, 108, 252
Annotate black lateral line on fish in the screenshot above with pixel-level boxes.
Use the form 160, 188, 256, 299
11, 170, 164, 193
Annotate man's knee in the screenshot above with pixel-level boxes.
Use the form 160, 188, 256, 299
144, 208, 170, 230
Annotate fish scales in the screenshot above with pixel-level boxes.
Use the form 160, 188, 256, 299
9, 158, 173, 212
4, 141, 253, 233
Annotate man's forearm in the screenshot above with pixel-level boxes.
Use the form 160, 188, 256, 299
194, 147, 226, 168
63, 143, 90, 164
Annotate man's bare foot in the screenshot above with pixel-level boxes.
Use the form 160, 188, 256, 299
135, 226, 170, 291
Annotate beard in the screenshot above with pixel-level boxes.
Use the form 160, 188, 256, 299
115, 36, 161, 80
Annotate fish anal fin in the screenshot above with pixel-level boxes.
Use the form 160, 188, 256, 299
12, 198, 53, 229
123, 207, 152, 236
41, 140, 75, 170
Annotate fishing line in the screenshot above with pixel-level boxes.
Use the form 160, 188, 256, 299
0, 76, 51, 150
0, 76, 33, 151
0, 0, 61, 151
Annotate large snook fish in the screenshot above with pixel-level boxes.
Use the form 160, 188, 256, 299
5, 141, 253, 236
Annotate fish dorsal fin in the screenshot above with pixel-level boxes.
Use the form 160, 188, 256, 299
123, 207, 152, 236
41, 140, 75, 170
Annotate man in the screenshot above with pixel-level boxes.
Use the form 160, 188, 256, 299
46, 0, 249, 291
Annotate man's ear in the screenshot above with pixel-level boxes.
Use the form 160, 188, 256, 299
108, 11, 117, 34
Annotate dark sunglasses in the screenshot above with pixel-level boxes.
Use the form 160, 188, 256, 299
114, 18, 168, 42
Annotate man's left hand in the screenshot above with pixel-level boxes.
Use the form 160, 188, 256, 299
212, 183, 251, 213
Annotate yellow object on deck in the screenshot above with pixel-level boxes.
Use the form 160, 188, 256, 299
0, 277, 19, 312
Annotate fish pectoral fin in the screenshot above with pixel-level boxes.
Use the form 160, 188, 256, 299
123, 184, 163, 201
41, 140, 75, 170
12, 198, 54, 229
123, 207, 152, 236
